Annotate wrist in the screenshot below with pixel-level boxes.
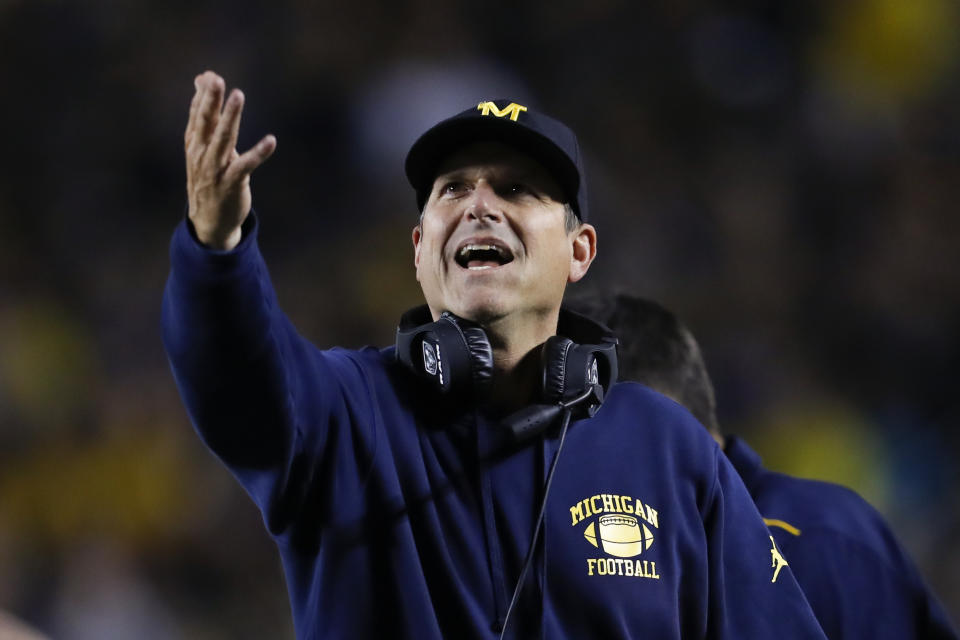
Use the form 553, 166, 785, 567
191, 218, 243, 251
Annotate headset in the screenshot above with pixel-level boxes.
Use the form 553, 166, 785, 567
395, 304, 619, 638
395, 304, 618, 441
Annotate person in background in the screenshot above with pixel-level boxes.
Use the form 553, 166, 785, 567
568, 293, 958, 639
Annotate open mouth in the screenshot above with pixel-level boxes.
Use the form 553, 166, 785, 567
454, 242, 515, 270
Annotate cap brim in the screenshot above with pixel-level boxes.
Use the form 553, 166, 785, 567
405, 117, 581, 213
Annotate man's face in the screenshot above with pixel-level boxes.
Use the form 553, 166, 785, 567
412, 141, 596, 324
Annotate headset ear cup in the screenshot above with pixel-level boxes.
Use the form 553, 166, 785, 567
461, 326, 493, 391
541, 336, 574, 404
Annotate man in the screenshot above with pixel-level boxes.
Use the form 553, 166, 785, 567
162, 71, 827, 638
570, 293, 958, 639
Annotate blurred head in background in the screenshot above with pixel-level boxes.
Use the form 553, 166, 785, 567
566, 293, 721, 439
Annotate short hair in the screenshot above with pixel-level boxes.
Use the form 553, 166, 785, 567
566, 293, 720, 434
563, 203, 580, 233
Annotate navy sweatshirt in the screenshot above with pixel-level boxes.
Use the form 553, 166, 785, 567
161, 218, 827, 639
725, 436, 958, 639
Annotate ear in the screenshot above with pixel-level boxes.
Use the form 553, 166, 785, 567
412, 224, 423, 273
568, 223, 597, 283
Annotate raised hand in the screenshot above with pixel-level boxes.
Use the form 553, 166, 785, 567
184, 71, 276, 250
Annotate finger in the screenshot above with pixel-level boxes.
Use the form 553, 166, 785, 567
209, 89, 245, 167
194, 73, 225, 147
184, 75, 204, 147
225, 134, 277, 181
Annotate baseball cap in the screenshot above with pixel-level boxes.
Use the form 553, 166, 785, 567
405, 99, 589, 221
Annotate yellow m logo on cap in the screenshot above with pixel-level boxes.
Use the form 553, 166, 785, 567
477, 101, 528, 122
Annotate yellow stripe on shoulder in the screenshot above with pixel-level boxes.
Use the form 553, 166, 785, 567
763, 518, 801, 536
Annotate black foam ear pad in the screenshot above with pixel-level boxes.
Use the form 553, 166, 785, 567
461, 325, 494, 390
541, 335, 574, 404
396, 306, 487, 395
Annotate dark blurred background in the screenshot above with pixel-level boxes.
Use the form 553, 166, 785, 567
1, 0, 958, 637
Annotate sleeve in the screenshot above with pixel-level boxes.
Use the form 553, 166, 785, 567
702, 450, 827, 639
161, 216, 377, 538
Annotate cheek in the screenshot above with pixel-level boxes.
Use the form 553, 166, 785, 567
420, 212, 450, 250
549, 245, 573, 278
529, 225, 572, 269
422, 233, 441, 266
417, 224, 447, 276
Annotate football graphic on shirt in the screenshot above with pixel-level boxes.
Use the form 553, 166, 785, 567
583, 514, 654, 558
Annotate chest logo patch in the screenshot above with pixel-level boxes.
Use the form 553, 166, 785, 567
583, 515, 654, 557
569, 493, 662, 579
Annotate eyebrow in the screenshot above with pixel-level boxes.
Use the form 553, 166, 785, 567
435, 168, 537, 184
434, 169, 469, 182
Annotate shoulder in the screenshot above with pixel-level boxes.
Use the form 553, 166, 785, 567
589, 381, 722, 473
292, 344, 400, 402
323, 345, 441, 414
323, 345, 394, 369
602, 381, 717, 442
753, 466, 907, 565
305, 344, 394, 373
603, 380, 701, 420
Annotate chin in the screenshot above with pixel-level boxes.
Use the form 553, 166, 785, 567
448, 292, 511, 325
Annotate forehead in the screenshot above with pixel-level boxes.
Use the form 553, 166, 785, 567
434, 141, 557, 184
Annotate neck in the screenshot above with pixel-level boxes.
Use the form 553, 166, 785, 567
482, 308, 560, 415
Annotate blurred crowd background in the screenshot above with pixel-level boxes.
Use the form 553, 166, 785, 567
1, 0, 958, 637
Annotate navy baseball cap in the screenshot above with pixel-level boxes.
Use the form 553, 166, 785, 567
405, 99, 589, 221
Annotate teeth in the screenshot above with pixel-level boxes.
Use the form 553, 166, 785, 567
458, 244, 506, 258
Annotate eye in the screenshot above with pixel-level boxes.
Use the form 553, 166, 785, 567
440, 181, 466, 196
505, 183, 531, 196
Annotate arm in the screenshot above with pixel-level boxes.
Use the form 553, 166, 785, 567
162, 73, 374, 537
703, 451, 827, 639
165, 70, 290, 473
162, 213, 299, 471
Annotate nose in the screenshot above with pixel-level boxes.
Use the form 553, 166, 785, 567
463, 181, 504, 224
